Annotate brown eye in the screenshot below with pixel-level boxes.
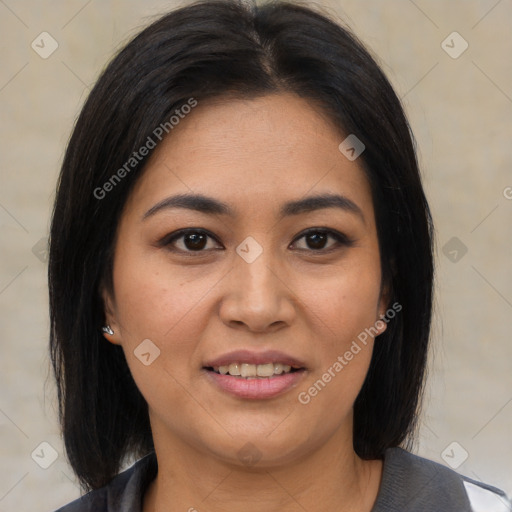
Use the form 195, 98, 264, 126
305, 232, 329, 250
291, 228, 354, 252
162, 229, 223, 253
182, 232, 208, 250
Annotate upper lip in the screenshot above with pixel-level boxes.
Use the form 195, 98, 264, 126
203, 349, 307, 369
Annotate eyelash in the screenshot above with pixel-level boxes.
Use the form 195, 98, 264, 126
160, 228, 355, 255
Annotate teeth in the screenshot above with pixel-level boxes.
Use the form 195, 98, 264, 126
241, 363, 256, 377
256, 363, 274, 377
228, 363, 241, 376
215, 362, 296, 377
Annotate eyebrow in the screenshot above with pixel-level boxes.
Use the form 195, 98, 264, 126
142, 192, 365, 223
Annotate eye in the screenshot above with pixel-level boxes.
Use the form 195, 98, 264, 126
290, 228, 354, 252
159, 227, 353, 255
161, 229, 223, 253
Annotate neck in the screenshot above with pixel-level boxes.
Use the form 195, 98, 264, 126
143, 424, 383, 512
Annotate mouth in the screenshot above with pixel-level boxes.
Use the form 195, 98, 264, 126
202, 349, 308, 399
202, 362, 307, 400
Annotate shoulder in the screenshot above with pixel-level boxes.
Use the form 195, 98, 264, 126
54, 452, 157, 512
372, 447, 511, 512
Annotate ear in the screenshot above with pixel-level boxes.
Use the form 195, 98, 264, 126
100, 284, 122, 346
375, 279, 393, 336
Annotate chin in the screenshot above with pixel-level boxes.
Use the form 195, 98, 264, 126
196, 427, 315, 469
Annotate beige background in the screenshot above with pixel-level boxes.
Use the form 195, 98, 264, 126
1, 0, 511, 510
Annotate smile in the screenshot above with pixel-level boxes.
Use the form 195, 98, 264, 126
204, 365, 306, 399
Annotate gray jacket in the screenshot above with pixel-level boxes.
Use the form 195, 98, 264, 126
54, 447, 511, 511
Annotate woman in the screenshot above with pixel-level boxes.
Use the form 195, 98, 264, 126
49, 0, 511, 510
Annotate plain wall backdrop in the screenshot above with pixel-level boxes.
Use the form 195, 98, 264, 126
0, 0, 511, 510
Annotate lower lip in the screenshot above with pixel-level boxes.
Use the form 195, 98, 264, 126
204, 369, 306, 399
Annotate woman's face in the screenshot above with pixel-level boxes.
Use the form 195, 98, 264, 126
104, 92, 389, 466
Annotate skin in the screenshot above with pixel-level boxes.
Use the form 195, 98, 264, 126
103, 92, 389, 512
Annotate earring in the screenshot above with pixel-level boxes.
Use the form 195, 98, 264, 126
102, 325, 114, 335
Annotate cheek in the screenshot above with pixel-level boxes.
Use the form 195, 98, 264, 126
299, 254, 382, 343
294, 268, 381, 417
111, 250, 215, 415
112, 245, 216, 362
293, 251, 382, 405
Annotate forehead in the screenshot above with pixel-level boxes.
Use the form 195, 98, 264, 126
123, 93, 373, 221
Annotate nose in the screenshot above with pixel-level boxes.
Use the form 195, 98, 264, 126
219, 248, 296, 333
